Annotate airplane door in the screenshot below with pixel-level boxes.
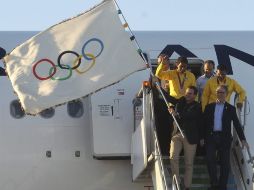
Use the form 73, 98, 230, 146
90, 70, 149, 157
132, 119, 148, 180
132, 87, 151, 180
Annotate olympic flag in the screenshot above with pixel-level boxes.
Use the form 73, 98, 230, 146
4, 0, 146, 114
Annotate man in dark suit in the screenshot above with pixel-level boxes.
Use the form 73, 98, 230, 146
167, 85, 203, 190
202, 85, 249, 190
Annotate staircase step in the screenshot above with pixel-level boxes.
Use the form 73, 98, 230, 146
180, 173, 209, 179
166, 167, 208, 177
192, 177, 210, 184
161, 156, 237, 190
164, 156, 207, 165
190, 183, 237, 190
179, 166, 208, 174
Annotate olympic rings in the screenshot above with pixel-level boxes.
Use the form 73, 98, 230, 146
33, 59, 57, 80
73, 53, 95, 74
32, 38, 104, 81
49, 64, 72, 81
58, 50, 81, 70
82, 38, 104, 60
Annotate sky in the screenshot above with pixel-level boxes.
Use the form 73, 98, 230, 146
0, 0, 254, 31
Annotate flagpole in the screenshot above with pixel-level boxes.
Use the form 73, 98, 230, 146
112, 0, 149, 66
113, 0, 185, 138
153, 81, 185, 138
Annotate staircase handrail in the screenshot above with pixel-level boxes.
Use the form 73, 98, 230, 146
172, 174, 180, 190
233, 95, 254, 187
234, 95, 254, 168
149, 89, 170, 190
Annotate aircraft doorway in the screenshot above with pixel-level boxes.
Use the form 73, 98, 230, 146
150, 58, 204, 157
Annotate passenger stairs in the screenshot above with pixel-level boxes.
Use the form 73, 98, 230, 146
131, 82, 254, 190
166, 156, 238, 190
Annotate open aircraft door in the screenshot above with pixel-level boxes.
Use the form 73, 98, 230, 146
132, 119, 148, 180
131, 85, 151, 181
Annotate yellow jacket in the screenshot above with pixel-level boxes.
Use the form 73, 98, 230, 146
201, 76, 246, 111
155, 63, 196, 99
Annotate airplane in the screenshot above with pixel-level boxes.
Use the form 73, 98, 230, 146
0, 31, 254, 190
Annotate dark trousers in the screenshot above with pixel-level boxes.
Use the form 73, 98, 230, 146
206, 133, 231, 190
155, 107, 173, 156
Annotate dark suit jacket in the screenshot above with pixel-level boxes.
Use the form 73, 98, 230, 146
203, 102, 246, 144
167, 95, 203, 144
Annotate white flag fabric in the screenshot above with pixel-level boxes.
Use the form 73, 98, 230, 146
4, 0, 146, 114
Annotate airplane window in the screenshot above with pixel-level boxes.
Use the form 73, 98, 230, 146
39, 108, 55, 119
10, 100, 25, 119
67, 100, 84, 118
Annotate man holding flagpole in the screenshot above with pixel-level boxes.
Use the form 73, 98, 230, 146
167, 86, 202, 190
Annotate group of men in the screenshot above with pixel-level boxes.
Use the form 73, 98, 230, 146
155, 54, 249, 190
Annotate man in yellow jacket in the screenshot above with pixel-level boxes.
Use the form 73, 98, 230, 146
201, 64, 246, 111
155, 56, 196, 99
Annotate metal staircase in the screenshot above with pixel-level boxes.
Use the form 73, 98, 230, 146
161, 155, 238, 190
131, 84, 254, 190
